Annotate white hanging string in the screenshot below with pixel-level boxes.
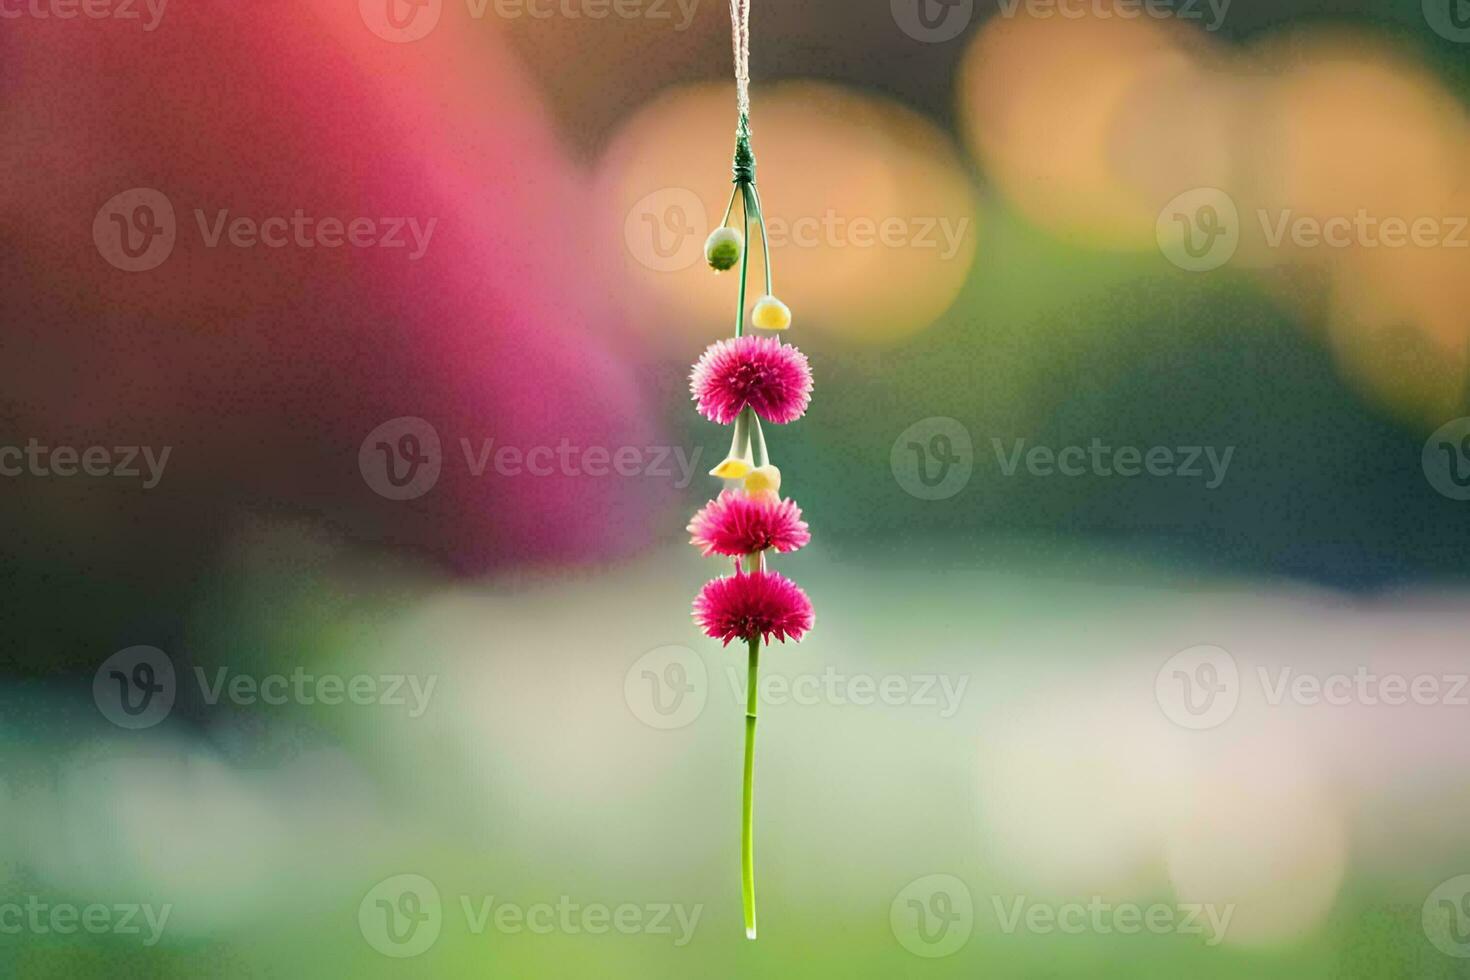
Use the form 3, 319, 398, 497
730, 0, 750, 119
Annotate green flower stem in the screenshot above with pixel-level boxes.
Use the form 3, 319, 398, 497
735, 183, 754, 337
721, 184, 740, 228
729, 407, 752, 462
741, 624, 761, 940
750, 184, 774, 296
750, 415, 769, 468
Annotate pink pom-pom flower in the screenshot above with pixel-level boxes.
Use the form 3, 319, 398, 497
690, 335, 813, 425
688, 490, 810, 558
692, 567, 814, 646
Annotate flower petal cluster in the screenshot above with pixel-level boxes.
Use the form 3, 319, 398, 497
690, 335, 812, 426
692, 567, 814, 645
688, 490, 809, 557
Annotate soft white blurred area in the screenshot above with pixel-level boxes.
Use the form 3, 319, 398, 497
4, 521, 1469, 971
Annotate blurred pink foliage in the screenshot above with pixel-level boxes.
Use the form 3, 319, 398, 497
0, 2, 664, 569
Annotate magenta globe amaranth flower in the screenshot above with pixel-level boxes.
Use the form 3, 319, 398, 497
688, 490, 810, 557
690, 334, 813, 425
692, 567, 815, 646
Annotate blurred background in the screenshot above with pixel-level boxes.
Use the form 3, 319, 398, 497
2, 0, 1470, 975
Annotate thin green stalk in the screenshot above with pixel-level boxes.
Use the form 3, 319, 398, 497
741, 629, 760, 940
750, 184, 774, 296
727, 407, 752, 463
750, 415, 769, 468
721, 184, 740, 227
735, 183, 753, 337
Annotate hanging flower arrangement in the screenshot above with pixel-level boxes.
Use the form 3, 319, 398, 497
686, 0, 815, 941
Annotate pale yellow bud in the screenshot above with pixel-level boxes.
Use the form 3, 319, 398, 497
710, 455, 753, 479
751, 295, 792, 330
743, 464, 782, 497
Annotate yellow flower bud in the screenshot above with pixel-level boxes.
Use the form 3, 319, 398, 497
751, 295, 792, 330
743, 464, 782, 497
710, 455, 753, 479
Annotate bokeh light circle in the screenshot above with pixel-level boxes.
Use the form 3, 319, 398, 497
595, 82, 979, 347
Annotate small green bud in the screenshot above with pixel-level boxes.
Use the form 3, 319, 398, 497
705, 227, 743, 272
